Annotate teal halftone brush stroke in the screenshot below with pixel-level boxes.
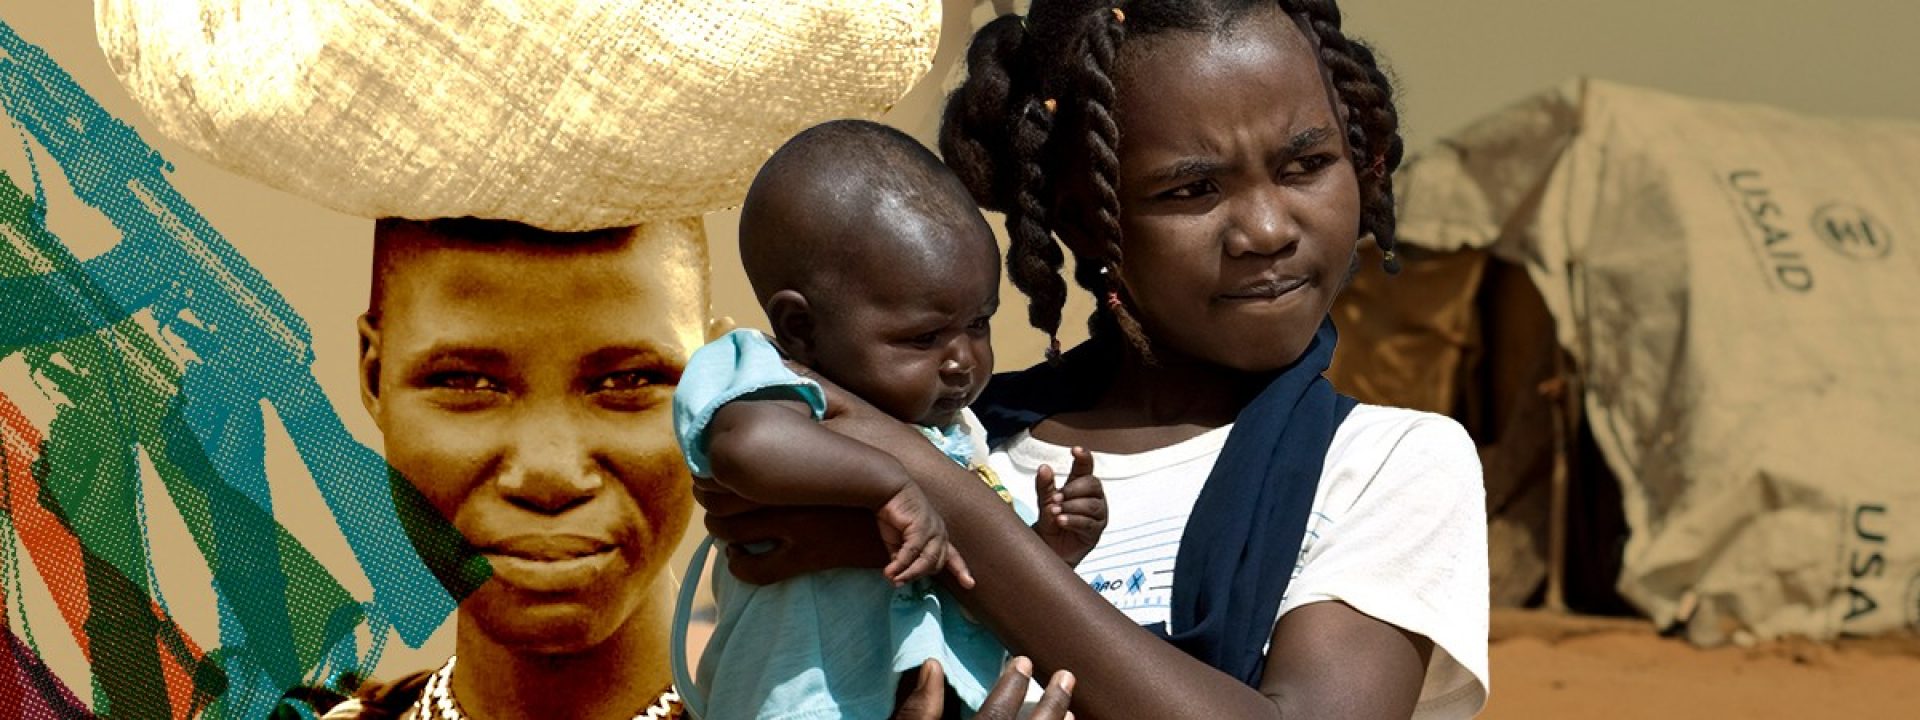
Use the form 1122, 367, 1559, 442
0, 17, 487, 719
0, 164, 214, 720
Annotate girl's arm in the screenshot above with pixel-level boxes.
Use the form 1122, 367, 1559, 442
770, 383, 1436, 720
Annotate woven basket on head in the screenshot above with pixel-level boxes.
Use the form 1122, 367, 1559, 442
97, 0, 941, 231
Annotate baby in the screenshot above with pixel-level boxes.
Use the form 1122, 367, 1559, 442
672, 119, 1106, 719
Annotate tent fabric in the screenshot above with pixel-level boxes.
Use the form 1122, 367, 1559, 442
1363, 79, 1920, 644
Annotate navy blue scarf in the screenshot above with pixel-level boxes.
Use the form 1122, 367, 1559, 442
974, 318, 1356, 686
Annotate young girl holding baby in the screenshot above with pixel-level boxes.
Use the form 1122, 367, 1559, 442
701, 1, 1489, 718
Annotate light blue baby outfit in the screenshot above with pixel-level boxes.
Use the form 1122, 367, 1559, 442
670, 330, 1036, 720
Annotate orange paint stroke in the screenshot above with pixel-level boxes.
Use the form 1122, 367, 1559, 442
0, 391, 207, 719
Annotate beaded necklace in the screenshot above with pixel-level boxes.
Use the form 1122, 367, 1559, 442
412, 656, 683, 720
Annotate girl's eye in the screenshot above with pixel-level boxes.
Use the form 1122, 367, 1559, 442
967, 315, 992, 332
1160, 179, 1218, 200
1284, 154, 1338, 179
907, 332, 940, 349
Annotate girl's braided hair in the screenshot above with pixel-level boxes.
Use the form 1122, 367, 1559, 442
939, 0, 1403, 352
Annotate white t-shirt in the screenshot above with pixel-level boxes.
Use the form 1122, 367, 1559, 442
989, 404, 1490, 719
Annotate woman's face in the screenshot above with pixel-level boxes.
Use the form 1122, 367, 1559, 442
1106, 8, 1362, 372
361, 225, 703, 654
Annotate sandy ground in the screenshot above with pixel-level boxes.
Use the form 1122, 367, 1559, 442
683, 607, 1920, 717
1484, 610, 1920, 719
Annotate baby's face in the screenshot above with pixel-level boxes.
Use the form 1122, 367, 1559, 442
807, 238, 999, 428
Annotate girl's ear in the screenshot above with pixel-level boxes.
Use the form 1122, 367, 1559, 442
764, 289, 818, 364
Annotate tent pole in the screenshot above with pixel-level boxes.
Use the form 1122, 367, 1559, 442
1543, 352, 1573, 614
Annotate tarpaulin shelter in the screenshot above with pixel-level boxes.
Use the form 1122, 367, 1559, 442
1330, 79, 1920, 645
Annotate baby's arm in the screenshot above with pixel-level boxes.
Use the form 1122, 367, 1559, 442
705, 398, 972, 587
1031, 447, 1106, 567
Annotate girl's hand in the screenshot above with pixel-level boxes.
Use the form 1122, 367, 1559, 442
696, 476, 889, 585
1032, 447, 1107, 567
891, 657, 1075, 720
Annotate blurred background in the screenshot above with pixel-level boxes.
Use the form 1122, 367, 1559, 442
2, 1, 1916, 717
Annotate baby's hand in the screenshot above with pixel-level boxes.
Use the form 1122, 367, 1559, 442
1033, 447, 1106, 567
875, 482, 975, 589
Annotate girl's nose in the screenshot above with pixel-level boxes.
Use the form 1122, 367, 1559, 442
1224, 186, 1301, 257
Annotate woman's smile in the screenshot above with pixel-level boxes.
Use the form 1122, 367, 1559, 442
481, 542, 623, 595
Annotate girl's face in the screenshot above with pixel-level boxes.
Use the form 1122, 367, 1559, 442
361, 227, 702, 654
1108, 8, 1361, 373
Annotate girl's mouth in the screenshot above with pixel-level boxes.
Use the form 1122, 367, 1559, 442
1219, 274, 1309, 302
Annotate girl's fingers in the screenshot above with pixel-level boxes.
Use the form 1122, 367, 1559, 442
973, 656, 1036, 720
888, 660, 946, 720
723, 540, 789, 586
691, 483, 762, 518
1029, 669, 1075, 720
701, 503, 786, 541
716, 507, 891, 584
